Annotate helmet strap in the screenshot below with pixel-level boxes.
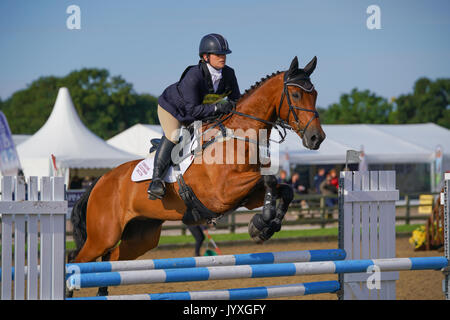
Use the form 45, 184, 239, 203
201, 53, 210, 63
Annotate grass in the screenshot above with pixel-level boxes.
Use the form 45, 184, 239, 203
64, 224, 422, 250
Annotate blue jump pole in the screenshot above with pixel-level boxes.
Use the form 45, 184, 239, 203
65, 249, 346, 274
67, 280, 341, 300
1, 249, 346, 281
66, 256, 449, 290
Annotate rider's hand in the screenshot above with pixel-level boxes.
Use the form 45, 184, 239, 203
214, 100, 235, 115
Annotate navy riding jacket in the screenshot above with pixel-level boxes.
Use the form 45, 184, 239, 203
158, 61, 240, 124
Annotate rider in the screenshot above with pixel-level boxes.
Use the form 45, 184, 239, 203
147, 33, 241, 200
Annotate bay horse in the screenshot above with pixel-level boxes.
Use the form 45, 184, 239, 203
68, 56, 325, 296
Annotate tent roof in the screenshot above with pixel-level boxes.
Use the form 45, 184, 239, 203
12, 134, 31, 146
107, 123, 163, 157
17, 87, 140, 169
275, 123, 450, 165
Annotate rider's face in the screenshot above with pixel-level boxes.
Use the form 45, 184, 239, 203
205, 53, 226, 69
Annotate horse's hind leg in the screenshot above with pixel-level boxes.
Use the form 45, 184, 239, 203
110, 218, 163, 260
96, 252, 113, 296
74, 235, 119, 263
95, 218, 163, 296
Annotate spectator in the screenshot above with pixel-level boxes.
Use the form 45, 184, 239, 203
277, 169, 289, 184
187, 225, 205, 256
290, 172, 309, 211
320, 174, 338, 211
290, 173, 307, 195
313, 168, 326, 193
329, 169, 339, 189
81, 176, 92, 189
70, 176, 82, 189
69, 169, 82, 189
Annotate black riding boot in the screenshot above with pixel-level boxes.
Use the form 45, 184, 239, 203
147, 136, 176, 200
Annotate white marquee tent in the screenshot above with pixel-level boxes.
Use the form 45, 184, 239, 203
108, 122, 450, 168
274, 123, 450, 191
107, 121, 450, 191
16, 87, 140, 184
276, 123, 450, 167
107, 124, 163, 158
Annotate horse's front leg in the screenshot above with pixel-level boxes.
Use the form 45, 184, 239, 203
248, 175, 294, 243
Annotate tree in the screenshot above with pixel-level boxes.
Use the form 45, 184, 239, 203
394, 77, 450, 128
0, 68, 159, 139
322, 88, 393, 124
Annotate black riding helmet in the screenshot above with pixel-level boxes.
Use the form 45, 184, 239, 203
199, 33, 232, 58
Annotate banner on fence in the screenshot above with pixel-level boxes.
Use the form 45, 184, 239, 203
0, 111, 22, 176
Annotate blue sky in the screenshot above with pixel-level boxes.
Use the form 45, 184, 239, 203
0, 0, 449, 108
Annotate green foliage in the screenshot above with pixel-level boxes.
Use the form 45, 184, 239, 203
394, 77, 450, 128
322, 88, 393, 124
2, 69, 448, 139
0, 68, 159, 139
320, 78, 449, 128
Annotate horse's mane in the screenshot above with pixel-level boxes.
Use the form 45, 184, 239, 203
237, 70, 283, 103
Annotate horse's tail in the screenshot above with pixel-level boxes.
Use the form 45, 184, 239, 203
67, 177, 101, 262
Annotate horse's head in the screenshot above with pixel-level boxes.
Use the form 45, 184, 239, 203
277, 56, 326, 150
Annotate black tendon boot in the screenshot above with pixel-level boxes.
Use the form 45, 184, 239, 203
147, 136, 176, 200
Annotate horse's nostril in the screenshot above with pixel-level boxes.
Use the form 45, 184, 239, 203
310, 135, 317, 142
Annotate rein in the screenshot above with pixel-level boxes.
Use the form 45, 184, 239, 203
177, 74, 319, 164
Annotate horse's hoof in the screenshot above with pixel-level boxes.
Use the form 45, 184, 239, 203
96, 287, 109, 296
248, 214, 282, 243
65, 288, 74, 298
248, 214, 266, 244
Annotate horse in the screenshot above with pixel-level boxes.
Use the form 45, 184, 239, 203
68, 56, 326, 296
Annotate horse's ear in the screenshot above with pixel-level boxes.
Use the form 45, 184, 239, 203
304, 56, 317, 76
288, 56, 299, 75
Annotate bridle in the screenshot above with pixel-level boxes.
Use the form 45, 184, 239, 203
278, 76, 319, 137
178, 72, 320, 164
228, 72, 320, 143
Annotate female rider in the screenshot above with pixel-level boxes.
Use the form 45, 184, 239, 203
148, 33, 241, 200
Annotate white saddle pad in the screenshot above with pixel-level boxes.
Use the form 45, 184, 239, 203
131, 139, 197, 183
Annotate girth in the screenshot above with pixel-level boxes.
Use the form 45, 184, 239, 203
176, 173, 264, 226
177, 174, 222, 225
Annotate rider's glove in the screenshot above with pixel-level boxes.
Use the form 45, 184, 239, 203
214, 100, 235, 115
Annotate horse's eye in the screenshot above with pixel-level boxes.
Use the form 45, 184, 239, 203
292, 92, 301, 99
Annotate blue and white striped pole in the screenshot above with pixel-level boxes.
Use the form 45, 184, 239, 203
67, 280, 340, 300
66, 256, 448, 290
65, 249, 345, 274
1, 249, 346, 281
443, 173, 450, 300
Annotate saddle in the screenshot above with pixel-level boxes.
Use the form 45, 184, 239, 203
148, 134, 225, 225
148, 129, 254, 225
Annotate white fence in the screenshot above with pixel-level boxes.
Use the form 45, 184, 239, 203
339, 171, 400, 299
1, 172, 448, 300
0, 176, 67, 300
